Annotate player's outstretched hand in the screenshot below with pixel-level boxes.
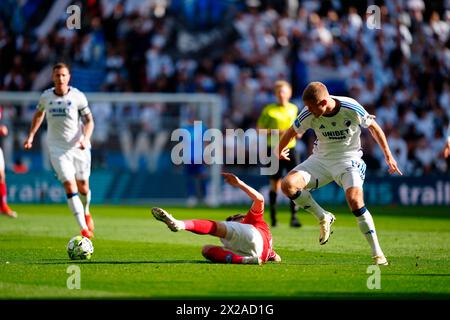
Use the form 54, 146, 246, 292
386, 157, 402, 175
279, 147, 290, 161
221, 172, 242, 187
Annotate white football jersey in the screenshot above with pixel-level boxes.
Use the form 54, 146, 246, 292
37, 87, 91, 149
293, 95, 374, 159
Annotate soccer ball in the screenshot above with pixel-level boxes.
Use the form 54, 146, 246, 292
67, 235, 94, 260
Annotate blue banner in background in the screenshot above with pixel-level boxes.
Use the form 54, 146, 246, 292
6, 171, 450, 206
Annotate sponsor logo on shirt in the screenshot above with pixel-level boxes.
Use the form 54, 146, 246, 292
49, 107, 69, 117
321, 128, 350, 140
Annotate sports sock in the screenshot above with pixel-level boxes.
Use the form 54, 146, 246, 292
67, 193, 88, 230
289, 200, 299, 218
269, 190, 277, 224
353, 207, 384, 257
202, 246, 244, 264
183, 220, 217, 235
289, 189, 327, 221
79, 190, 91, 215
0, 182, 9, 211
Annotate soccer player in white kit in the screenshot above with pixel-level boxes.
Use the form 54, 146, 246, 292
277, 82, 402, 265
23, 63, 95, 239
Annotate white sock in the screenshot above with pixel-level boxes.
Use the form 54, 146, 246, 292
292, 189, 328, 221
67, 194, 88, 230
79, 190, 91, 215
356, 210, 384, 257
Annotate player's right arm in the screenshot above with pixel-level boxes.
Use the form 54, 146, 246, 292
274, 126, 298, 160
221, 172, 264, 212
23, 109, 45, 150
275, 107, 309, 160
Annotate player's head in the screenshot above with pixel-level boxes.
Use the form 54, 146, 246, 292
302, 81, 330, 117
274, 80, 292, 104
52, 62, 71, 88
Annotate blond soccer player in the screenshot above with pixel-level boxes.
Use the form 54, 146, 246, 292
276, 82, 402, 265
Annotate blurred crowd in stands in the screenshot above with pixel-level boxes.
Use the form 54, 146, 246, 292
0, 0, 449, 176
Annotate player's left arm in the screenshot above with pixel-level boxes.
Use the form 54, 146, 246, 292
79, 111, 94, 150
368, 120, 403, 175
78, 92, 95, 150
221, 172, 264, 212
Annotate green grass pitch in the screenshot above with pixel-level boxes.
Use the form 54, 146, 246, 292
0, 204, 449, 299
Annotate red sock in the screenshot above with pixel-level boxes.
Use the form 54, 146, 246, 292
203, 246, 244, 264
183, 220, 217, 235
0, 182, 7, 211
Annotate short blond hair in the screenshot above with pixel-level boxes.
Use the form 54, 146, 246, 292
52, 62, 70, 72
302, 81, 329, 103
274, 80, 292, 93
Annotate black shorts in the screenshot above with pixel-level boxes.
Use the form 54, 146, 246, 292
269, 147, 298, 180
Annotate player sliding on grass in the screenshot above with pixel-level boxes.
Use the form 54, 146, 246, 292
277, 81, 403, 266
23, 63, 95, 239
152, 172, 281, 265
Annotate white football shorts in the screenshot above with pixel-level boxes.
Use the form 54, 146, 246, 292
48, 146, 91, 183
0, 148, 4, 171
292, 154, 366, 191
220, 222, 264, 258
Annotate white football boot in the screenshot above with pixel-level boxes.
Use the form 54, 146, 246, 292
151, 207, 184, 232
373, 255, 389, 266
243, 256, 262, 265
319, 212, 336, 245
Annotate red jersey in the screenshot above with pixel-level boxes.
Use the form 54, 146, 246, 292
241, 207, 276, 262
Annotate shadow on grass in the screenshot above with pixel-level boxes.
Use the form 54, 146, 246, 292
35, 259, 210, 265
